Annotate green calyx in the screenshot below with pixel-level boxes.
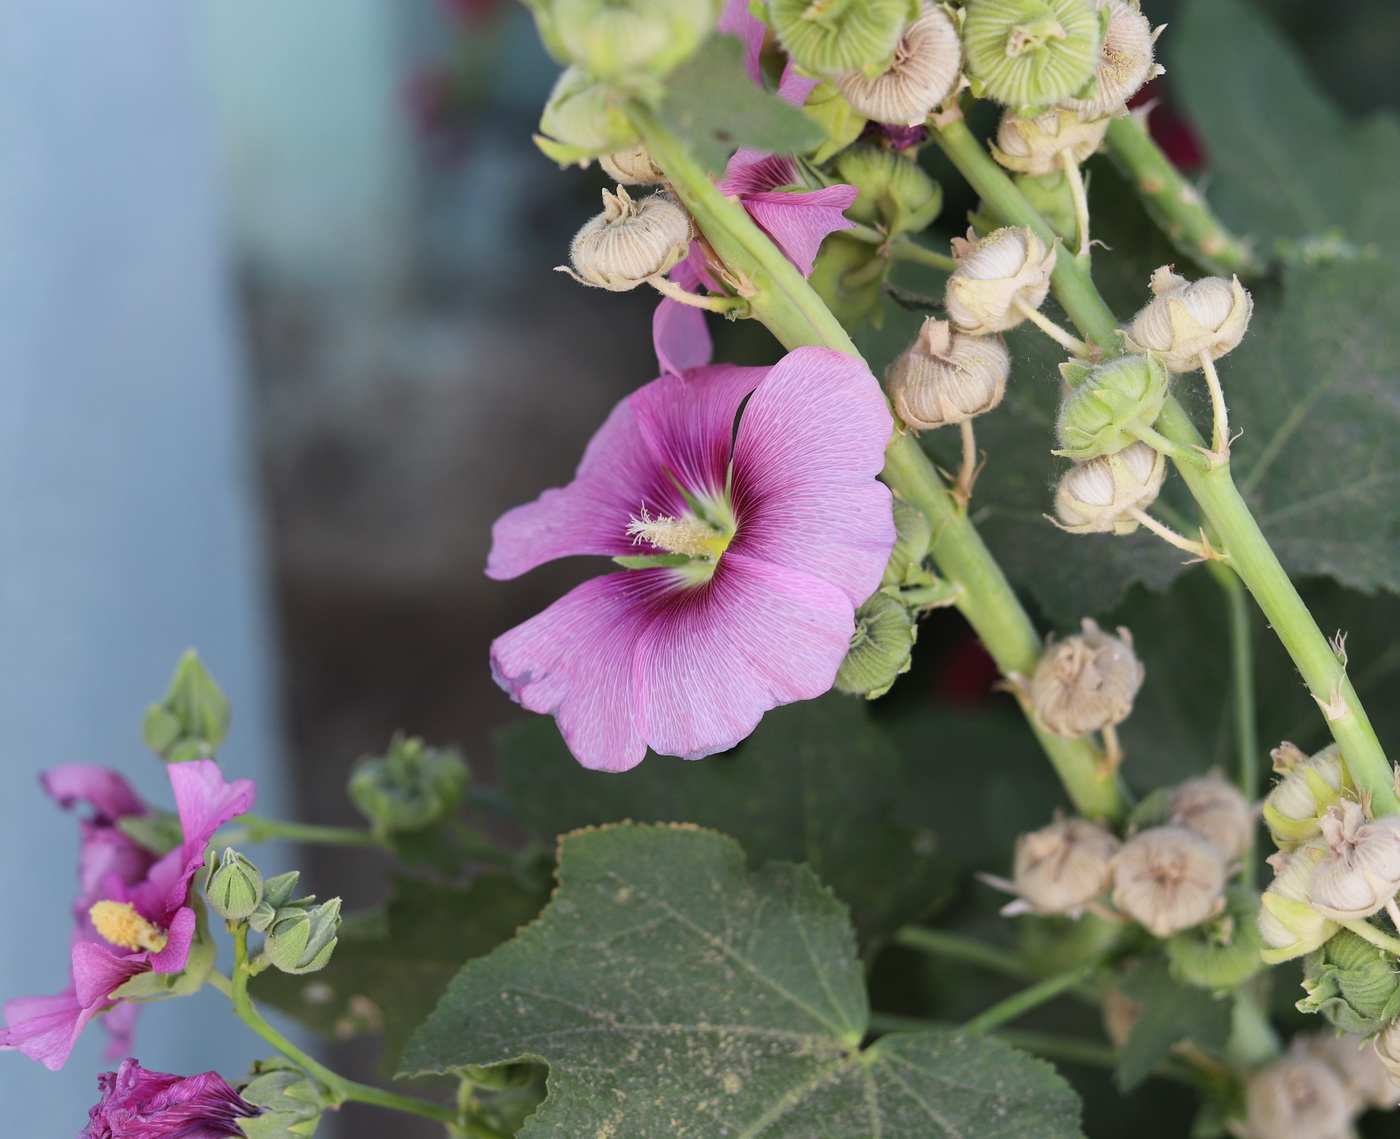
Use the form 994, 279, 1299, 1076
1054, 354, 1169, 461
768, 0, 919, 76
536, 67, 639, 166
1166, 888, 1263, 992
881, 499, 934, 588
206, 848, 265, 922
264, 898, 342, 975
349, 733, 469, 837
143, 649, 230, 763
803, 81, 868, 165
832, 143, 943, 236
237, 1058, 326, 1139
808, 234, 888, 333
961, 0, 1101, 111
543, 0, 723, 83
835, 593, 917, 699
1298, 929, 1400, 1036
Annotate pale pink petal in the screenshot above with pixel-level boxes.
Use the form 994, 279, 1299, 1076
0, 989, 95, 1071
78, 827, 156, 916
778, 62, 820, 108
740, 185, 859, 276
43, 765, 146, 822
718, 0, 767, 84
168, 761, 255, 852
635, 553, 855, 758
730, 347, 894, 605
653, 297, 713, 378
148, 906, 198, 974
72, 942, 144, 1008
718, 150, 799, 196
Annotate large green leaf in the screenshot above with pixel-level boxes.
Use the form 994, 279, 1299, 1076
404, 824, 1084, 1138
497, 695, 956, 948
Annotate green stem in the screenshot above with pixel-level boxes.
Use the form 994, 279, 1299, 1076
1209, 562, 1260, 880
893, 927, 1028, 979
890, 235, 957, 273
231, 815, 382, 848
961, 961, 1100, 1035
1103, 114, 1256, 277
228, 928, 459, 1126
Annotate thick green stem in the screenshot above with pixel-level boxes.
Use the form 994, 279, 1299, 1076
231, 815, 382, 848
1104, 115, 1255, 277
890, 235, 957, 273
961, 961, 1101, 1035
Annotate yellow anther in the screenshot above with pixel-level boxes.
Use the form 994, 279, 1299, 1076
89, 900, 168, 953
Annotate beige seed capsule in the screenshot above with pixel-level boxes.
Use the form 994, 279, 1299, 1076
598, 144, 667, 185
835, 3, 963, 126
1124, 266, 1253, 372
1030, 618, 1143, 739
989, 109, 1110, 176
1111, 825, 1227, 937
1005, 816, 1121, 917
944, 226, 1057, 335
1060, 0, 1163, 120
1373, 1020, 1400, 1091
1258, 840, 1338, 963
559, 186, 691, 291
1167, 774, 1253, 863
1299, 1032, 1400, 1113
1236, 1055, 1353, 1139
886, 318, 1011, 430
1263, 742, 1354, 848
1308, 800, 1400, 922
1053, 442, 1166, 536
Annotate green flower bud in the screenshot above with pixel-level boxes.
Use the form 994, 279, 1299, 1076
835, 4, 962, 125
962, 0, 1102, 111
989, 108, 1108, 176
1263, 742, 1354, 849
831, 143, 942, 237
264, 898, 342, 975
1052, 441, 1165, 535
1165, 887, 1262, 991
1258, 839, 1338, 964
887, 318, 1010, 430
1123, 266, 1254, 373
547, 0, 722, 82
143, 649, 230, 762
559, 186, 692, 291
1054, 353, 1169, 461
260, 871, 302, 909
598, 144, 667, 185
768, 0, 920, 77
246, 873, 304, 934
944, 226, 1056, 335
835, 594, 917, 699
1030, 618, 1142, 738
237, 1058, 326, 1139
206, 848, 264, 922
882, 499, 934, 587
1298, 928, 1400, 1036
349, 734, 469, 836
1060, 0, 1162, 120
535, 67, 638, 166
803, 81, 868, 164
1110, 825, 1226, 938
807, 234, 886, 331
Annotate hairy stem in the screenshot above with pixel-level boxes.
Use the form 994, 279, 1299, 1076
961, 961, 1102, 1035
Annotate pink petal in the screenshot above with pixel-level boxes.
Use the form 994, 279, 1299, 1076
635, 553, 856, 759
149, 906, 197, 974
72, 941, 144, 1008
43, 765, 146, 822
778, 62, 820, 108
78, 827, 157, 919
718, 150, 799, 196
718, 0, 767, 85
653, 297, 713, 378
740, 185, 859, 277
0, 989, 95, 1072
730, 347, 894, 605
168, 761, 255, 853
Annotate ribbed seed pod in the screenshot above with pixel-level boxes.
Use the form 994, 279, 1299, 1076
1123, 266, 1253, 372
550, 0, 723, 82
961, 0, 1102, 110
832, 143, 943, 236
561, 187, 691, 291
990, 108, 1109, 175
1372, 1021, 1400, 1093
1258, 840, 1338, 964
886, 318, 1010, 429
598, 144, 667, 185
835, 3, 962, 125
834, 593, 918, 699
1297, 928, 1400, 1037
1236, 1056, 1352, 1139
1264, 743, 1355, 849
768, 0, 918, 76
1168, 775, 1253, 863
1165, 886, 1262, 991
1030, 617, 1143, 738
1111, 825, 1227, 937
1300, 1031, 1400, 1113
944, 226, 1056, 334
1053, 441, 1165, 535
1308, 800, 1400, 922
881, 499, 934, 587
1007, 816, 1120, 916
1054, 353, 1169, 462
1060, 0, 1161, 119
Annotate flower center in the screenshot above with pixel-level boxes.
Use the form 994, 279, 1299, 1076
626, 510, 731, 560
90, 900, 169, 953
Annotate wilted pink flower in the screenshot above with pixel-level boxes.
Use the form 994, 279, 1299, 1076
1, 761, 255, 1070
488, 345, 894, 771
80, 1058, 259, 1139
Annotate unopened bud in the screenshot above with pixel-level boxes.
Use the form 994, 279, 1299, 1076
1264, 743, 1355, 848
1258, 840, 1338, 964
831, 144, 943, 237
560, 187, 691, 291
768, 0, 917, 76
882, 499, 934, 587
1059, 0, 1161, 119
990, 109, 1108, 175
1004, 816, 1119, 917
1298, 928, 1400, 1037
349, 734, 470, 836
535, 66, 638, 166
1123, 267, 1253, 372
206, 848, 264, 922
237, 1058, 326, 1139
1111, 825, 1226, 937
835, 4, 962, 125
1165, 886, 1262, 991
143, 649, 230, 763
835, 594, 917, 699
1299, 1031, 1400, 1113
1030, 618, 1143, 738
547, 0, 721, 82
264, 898, 342, 975
1236, 1055, 1352, 1139
1167, 775, 1253, 863
1308, 800, 1400, 922
1053, 442, 1165, 535
1054, 353, 1169, 461
887, 318, 1010, 429
598, 144, 667, 185
961, 0, 1103, 110
945, 226, 1056, 334
803, 81, 869, 165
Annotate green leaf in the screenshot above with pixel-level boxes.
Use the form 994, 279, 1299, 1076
254, 873, 548, 1074
497, 694, 955, 949
656, 36, 825, 176
1115, 958, 1230, 1092
404, 824, 1084, 1138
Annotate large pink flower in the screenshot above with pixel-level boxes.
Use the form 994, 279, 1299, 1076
80, 1057, 259, 1139
1, 761, 255, 1071
488, 345, 894, 771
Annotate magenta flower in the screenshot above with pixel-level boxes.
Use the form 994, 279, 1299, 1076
80, 1058, 259, 1139
1, 761, 255, 1071
487, 345, 894, 771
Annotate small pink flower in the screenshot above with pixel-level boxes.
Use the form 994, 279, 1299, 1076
488, 345, 894, 771
80, 1057, 259, 1139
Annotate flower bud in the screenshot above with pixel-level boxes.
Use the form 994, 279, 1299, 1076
1236, 1055, 1352, 1139
598, 144, 667, 185
835, 594, 917, 699
1052, 442, 1165, 535
535, 66, 638, 166
835, 4, 962, 125
349, 734, 470, 836
1373, 1021, 1400, 1092
1123, 266, 1253, 372
1167, 775, 1253, 863
143, 649, 230, 763
205, 848, 264, 922
264, 898, 342, 975
961, 0, 1102, 110
1004, 816, 1119, 917
1165, 887, 1262, 991
1030, 618, 1143, 739
1059, 0, 1161, 119
1054, 353, 1169, 461
1299, 1031, 1400, 1113
560, 186, 692, 292
831, 143, 943, 236
1259, 840, 1338, 964
1308, 800, 1400, 922
548, 0, 722, 82
1297, 928, 1400, 1037
237, 1057, 326, 1139
1111, 825, 1227, 937
886, 318, 1010, 429
944, 226, 1056, 334
807, 234, 886, 330
990, 108, 1109, 175
882, 499, 934, 587
768, 0, 918, 77
1012, 169, 1078, 240
1263, 743, 1354, 848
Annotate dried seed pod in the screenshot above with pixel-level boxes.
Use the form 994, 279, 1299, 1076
961, 0, 1102, 110
1005, 816, 1120, 916
598, 144, 667, 185
1053, 442, 1165, 535
1168, 775, 1253, 863
1054, 354, 1169, 462
1373, 1021, 1400, 1092
1264, 743, 1355, 849
1236, 1055, 1352, 1139
835, 3, 962, 125
1258, 840, 1338, 964
1300, 1031, 1400, 1113
1308, 800, 1400, 922
944, 226, 1056, 334
768, 0, 917, 76
1111, 825, 1227, 937
1123, 266, 1254, 372
989, 108, 1109, 176
1030, 618, 1143, 738
1297, 929, 1400, 1038
560, 186, 691, 291
1060, 0, 1161, 119
886, 318, 1011, 429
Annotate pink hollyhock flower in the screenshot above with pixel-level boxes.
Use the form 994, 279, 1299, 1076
80, 1057, 259, 1139
487, 344, 894, 771
1, 761, 255, 1071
